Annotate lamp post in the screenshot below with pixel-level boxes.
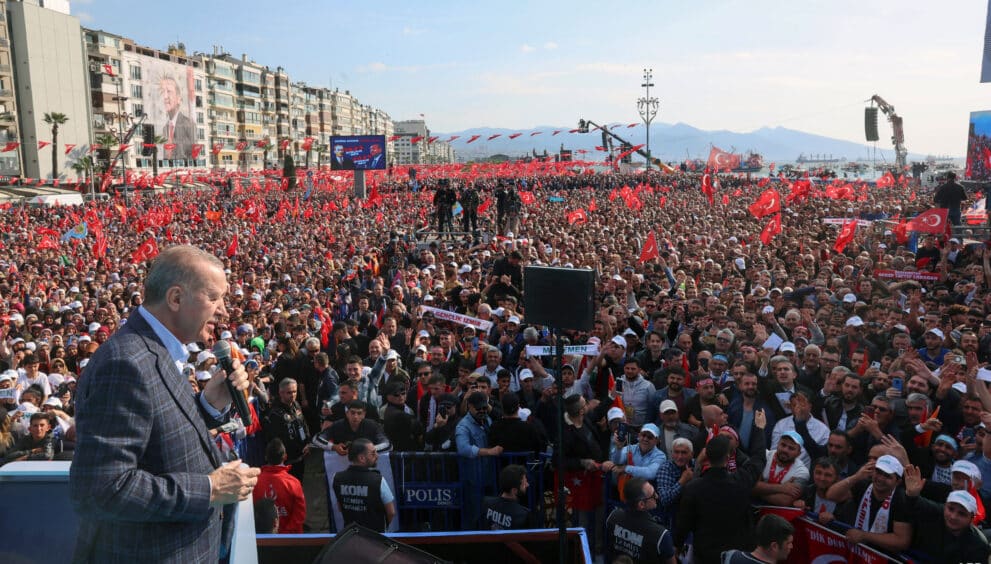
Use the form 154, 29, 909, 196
637, 68, 659, 171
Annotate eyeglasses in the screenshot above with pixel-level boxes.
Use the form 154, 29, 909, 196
871, 405, 890, 413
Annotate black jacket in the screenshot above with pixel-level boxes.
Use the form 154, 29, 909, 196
906, 494, 990, 563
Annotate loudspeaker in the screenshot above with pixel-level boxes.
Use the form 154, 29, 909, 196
523, 266, 595, 330
311, 524, 448, 564
865, 107, 880, 142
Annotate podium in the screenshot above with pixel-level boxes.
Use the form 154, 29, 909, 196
0, 461, 258, 564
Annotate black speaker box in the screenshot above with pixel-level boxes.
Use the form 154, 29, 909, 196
523, 266, 595, 330
311, 524, 449, 564
865, 107, 880, 142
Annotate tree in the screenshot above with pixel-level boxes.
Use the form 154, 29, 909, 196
283, 152, 296, 191
144, 134, 167, 181
95, 133, 119, 174
315, 144, 328, 169
260, 140, 274, 170
43, 112, 69, 182
71, 155, 94, 194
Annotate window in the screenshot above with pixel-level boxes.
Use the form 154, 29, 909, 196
198, 129, 205, 141
196, 112, 204, 125
195, 95, 202, 108
130, 84, 142, 99
195, 78, 203, 92
130, 65, 141, 80
132, 103, 143, 117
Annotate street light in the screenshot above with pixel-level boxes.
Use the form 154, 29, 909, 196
636, 68, 659, 171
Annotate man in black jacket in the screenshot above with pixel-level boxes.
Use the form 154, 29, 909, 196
607, 477, 676, 563
903, 464, 990, 562
674, 409, 768, 564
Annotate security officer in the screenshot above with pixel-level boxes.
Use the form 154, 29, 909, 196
477, 464, 533, 530
330, 438, 397, 532
262, 377, 310, 481
460, 183, 480, 238
606, 477, 676, 564
434, 179, 455, 238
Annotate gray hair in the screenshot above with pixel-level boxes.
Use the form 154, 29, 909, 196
803, 344, 821, 356
769, 355, 790, 366
279, 378, 297, 390
905, 393, 932, 410
716, 328, 735, 343
304, 337, 321, 350
144, 245, 224, 306
672, 437, 694, 454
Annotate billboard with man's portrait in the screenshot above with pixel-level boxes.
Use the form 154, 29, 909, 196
330, 135, 387, 170
121, 53, 201, 161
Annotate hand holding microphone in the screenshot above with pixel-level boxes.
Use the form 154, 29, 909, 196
210, 340, 253, 426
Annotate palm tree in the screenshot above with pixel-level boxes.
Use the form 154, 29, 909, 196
95, 133, 119, 174
71, 155, 94, 194
315, 144, 328, 169
43, 112, 69, 182
260, 140, 274, 170
144, 134, 167, 180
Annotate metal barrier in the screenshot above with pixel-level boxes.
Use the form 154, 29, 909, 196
386, 451, 550, 532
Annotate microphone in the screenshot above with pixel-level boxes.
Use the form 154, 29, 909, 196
212, 340, 252, 427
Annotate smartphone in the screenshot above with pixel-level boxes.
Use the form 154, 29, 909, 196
863, 405, 876, 419
870, 361, 881, 370
699, 358, 709, 371
891, 377, 903, 393
962, 427, 977, 443
616, 422, 628, 441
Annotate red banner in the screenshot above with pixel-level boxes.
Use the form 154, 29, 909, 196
756, 507, 905, 564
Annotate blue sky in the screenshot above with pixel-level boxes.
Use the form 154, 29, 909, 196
74, 0, 990, 155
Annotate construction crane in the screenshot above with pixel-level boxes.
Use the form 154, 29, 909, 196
577, 119, 674, 172
869, 94, 907, 169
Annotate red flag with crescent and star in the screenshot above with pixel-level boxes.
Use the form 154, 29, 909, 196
707, 146, 741, 172
639, 231, 660, 263
701, 168, 715, 206
907, 208, 949, 234
131, 237, 159, 263
760, 214, 782, 244
833, 219, 858, 254
748, 188, 781, 219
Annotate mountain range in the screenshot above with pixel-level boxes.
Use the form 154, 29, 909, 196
435, 122, 938, 163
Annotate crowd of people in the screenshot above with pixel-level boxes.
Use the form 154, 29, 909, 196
1, 161, 989, 562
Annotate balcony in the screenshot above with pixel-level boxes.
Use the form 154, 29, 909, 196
0, 64, 11, 74
0, 89, 13, 98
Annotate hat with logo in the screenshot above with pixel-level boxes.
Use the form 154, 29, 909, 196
947, 490, 978, 515
640, 423, 661, 438
607, 407, 625, 421
659, 399, 678, 413
875, 455, 904, 477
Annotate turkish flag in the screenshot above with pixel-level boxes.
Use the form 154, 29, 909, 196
226, 233, 238, 257
566, 209, 587, 225
117, 144, 130, 153
64, 143, 76, 155
254, 139, 268, 148
102, 63, 116, 77
507, 133, 521, 139
427, 136, 438, 144
892, 219, 909, 244
1, 142, 19, 152
748, 188, 781, 219
760, 214, 782, 244
833, 219, 858, 254
487, 134, 502, 141
876, 171, 896, 188
701, 168, 714, 206
588, 198, 597, 212
38, 141, 50, 150
477, 197, 492, 214
466, 135, 481, 144
235, 141, 248, 152
131, 237, 159, 263
211, 143, 223, 155
638, 231, 660, 263
93, 231, 107, 258
447, 135, 460, 142
163, 143, 176, 152
707, 146, 740, 171
37, 234, 59, 250
387, 135, 400, 142
529, 132, 541, 137
301, 137, 314, 151
191, 144, 203, 160
907, 208, 948, 233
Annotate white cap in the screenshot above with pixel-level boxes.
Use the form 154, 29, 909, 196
220, 330, 233, 340
951, 460, 982, 483
761, 305, 775, 314
196, 351, 216, 364
518, 408, 531, 422
926, 328, 945, 340
518, 368, 534, 381
610, 335, 627, 348
458, 264, 472, 274
417, 330, 431, 338
874, 455, 904, 477
607, 407, 625, 421
385, 349, 400, 360
88, 322, 101, 333
622, 328, 638, 337
845, 316, 864, 327
507, 315, 521, 324
492, 307, 506, 318
0, 370, 17, 384
186, 343, 202, 353
779, 341, 797, 353
843, 293, 856, 303
659, 399, 678, 413
947, 490, 978, 514
734, 257, 746, 270
195, 371, 212, 382
43, 397, 62, 408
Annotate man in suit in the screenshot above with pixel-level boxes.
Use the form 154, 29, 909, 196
366, 143, 385, 169
70, 245, 259, 563
332, 144, 355, 170
159, 76, 196, 161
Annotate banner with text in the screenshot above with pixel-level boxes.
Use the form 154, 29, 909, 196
755, 506, 910, 564
419, 305, 494, 332
873, 269, 941, 282
525, 344, 600, 357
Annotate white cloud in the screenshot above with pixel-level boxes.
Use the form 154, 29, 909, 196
544, 41, 558, 50
520, 44, 536, 53
76, 11, 94, 23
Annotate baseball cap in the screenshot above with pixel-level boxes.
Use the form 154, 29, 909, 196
926, 328, 945, 340
220, 330, 233, 340
780, 430, 804, 447
607, 407, 625, 421
843, 293, 857, 304
845, 316, 864, 327
933, 434, 958, 450
875, 455, 904, 477
518, 408, 531, 422
951, 460, 982, 482
507, 315, 521, 325
43, 397, 62, 408
779, 342, 797, 353
947, 490, 978, 515
518, 368, 534, 381
640, 423, 661, 438
195, 371, 213, 382
385, 349, 400, 360
610, 335, 627, 348
88, 322, 101, 333
196, 351, 216, 365
659, 399, 678, 413
0, 370, 16, 384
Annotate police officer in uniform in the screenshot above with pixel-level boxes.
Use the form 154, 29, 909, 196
460, 183, 480, 239
434, 179, 455, 238
606, 477, 676, 564
262, 378, 310, 481
477, 464, 534, 530
495, 182, 509, 234
330, 438, 396, 532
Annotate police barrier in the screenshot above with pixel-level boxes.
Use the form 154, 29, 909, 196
325, 450, 549, 533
